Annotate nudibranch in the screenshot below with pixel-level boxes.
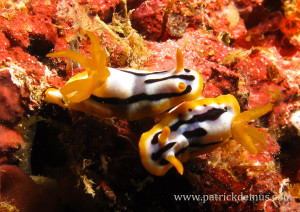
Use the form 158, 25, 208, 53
139, 94, 273, 176
45, 32, 203, 120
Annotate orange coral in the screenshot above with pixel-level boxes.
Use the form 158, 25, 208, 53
279, 15, 300, 36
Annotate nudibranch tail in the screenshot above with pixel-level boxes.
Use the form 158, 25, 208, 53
231, 103, 273, 154
46, 31, 109, 103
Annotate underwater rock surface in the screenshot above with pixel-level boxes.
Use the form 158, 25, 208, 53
0, 0, 299, 211
0, 164, 61, 212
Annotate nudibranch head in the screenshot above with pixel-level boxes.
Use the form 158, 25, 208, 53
139, 95, 273, 176
45, 31, 203, 120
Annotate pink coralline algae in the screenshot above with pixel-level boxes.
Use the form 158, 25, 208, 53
0, 0, 299, 211
131, 0, 169, 41
0, 70, 24, 163
0, 125, 22, 150
0, 70, 24, 125
0, 125, 22, 164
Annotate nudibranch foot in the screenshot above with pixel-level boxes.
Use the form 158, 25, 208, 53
139, 95, 274, 176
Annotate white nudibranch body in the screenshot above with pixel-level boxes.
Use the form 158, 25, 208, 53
45, 32, 203, 120
139, 95, 273, 176
46, 67, 203, 120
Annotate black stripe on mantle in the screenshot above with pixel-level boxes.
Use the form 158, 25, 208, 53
170, 108, 227, 131
144, 75, 195, 84
90, 85, 192, 105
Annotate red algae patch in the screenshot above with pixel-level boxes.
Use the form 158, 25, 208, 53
0, 125, 22, 149
0, 70, 24, 125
